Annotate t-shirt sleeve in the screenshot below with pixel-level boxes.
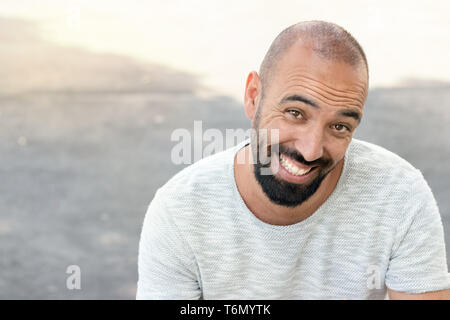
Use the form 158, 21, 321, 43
136, 189, 202, 299
385, 169, 450, 294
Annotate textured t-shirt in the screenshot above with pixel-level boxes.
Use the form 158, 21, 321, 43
136, 138, 449, 300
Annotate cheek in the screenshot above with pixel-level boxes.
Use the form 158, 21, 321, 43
327, 144, 349, 166
257, 112, 285, 129
263, 115, 299, 136
256, 115, 291, 142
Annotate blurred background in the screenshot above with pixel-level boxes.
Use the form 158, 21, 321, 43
0, 0, 449, 299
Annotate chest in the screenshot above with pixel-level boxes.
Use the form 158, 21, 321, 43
193, 221, 392, 299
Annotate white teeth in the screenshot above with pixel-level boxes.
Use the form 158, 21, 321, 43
279, 154, 313, 176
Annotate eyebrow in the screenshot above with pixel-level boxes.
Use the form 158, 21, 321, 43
280, 94, 318, 108
339, 109, 361, 123
280, 94, 362, 123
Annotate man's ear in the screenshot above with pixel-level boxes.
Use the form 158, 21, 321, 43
243, 71, 261, 120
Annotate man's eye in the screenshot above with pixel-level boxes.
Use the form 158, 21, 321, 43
333, 124, 350, 133
287, 109, 303, 119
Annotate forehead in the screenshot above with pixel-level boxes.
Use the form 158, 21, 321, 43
268, 41, 368, 110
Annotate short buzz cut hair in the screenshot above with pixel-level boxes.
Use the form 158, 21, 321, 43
258, 20, 368, 93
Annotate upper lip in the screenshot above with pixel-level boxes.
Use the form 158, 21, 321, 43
280, 153, 317, 171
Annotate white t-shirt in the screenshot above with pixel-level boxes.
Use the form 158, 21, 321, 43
137, 138, 449, 299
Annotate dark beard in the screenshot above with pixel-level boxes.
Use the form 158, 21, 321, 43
251, 141, 332, 208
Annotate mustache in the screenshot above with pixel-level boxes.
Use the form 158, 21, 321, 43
270, 144, 331, 168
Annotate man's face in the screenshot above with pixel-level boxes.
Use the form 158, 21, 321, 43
250, 41, 368, 207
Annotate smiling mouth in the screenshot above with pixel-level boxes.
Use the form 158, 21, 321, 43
279, 153, 317, 176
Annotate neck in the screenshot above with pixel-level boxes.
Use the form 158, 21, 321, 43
234, 144, 344, 226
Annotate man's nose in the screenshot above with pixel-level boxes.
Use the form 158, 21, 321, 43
294, 126, 324, 162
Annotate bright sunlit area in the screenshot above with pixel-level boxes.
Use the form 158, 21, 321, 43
2, 0, 450, 99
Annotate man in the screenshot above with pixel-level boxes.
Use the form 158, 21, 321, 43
137, 21, 450, 299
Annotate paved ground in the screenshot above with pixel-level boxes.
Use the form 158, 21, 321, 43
0, 85, 449, 299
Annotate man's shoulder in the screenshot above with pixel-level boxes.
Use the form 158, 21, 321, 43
157, 142, 241, 202
348, 138, 421, 179
345, 138, 428, 202
148, 143, 243, 232
345, 138, 435, 221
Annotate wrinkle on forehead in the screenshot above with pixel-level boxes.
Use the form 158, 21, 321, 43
275, 70, 367, 109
